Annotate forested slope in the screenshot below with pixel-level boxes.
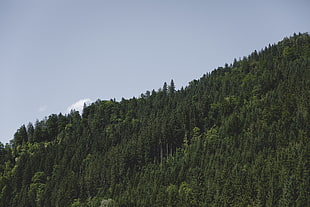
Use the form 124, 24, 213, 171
0, 33, 310, 206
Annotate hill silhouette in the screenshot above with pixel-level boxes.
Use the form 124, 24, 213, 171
0, 33, 309, 206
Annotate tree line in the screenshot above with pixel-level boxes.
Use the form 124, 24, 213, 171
0, 33, 309, 206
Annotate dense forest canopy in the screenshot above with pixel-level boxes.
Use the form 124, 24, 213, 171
0, 33, 310, 206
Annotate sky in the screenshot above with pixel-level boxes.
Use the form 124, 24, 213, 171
0, 0, 309, 144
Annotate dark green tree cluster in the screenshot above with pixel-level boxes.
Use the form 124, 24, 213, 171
0, 33, 309, 206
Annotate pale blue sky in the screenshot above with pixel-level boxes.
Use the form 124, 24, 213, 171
0, 0, 309, 144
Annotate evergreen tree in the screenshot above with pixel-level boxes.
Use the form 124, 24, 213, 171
168, 79, 175, 94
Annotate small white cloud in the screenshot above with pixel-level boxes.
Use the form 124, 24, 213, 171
38, 105, 47, 113
67, 98, 91, 113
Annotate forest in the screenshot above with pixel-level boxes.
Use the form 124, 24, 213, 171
0, 33, 309, 206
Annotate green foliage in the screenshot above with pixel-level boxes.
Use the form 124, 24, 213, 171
0, 33, 310, 206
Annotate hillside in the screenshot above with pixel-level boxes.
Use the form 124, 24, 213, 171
1, 33, 310, 207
